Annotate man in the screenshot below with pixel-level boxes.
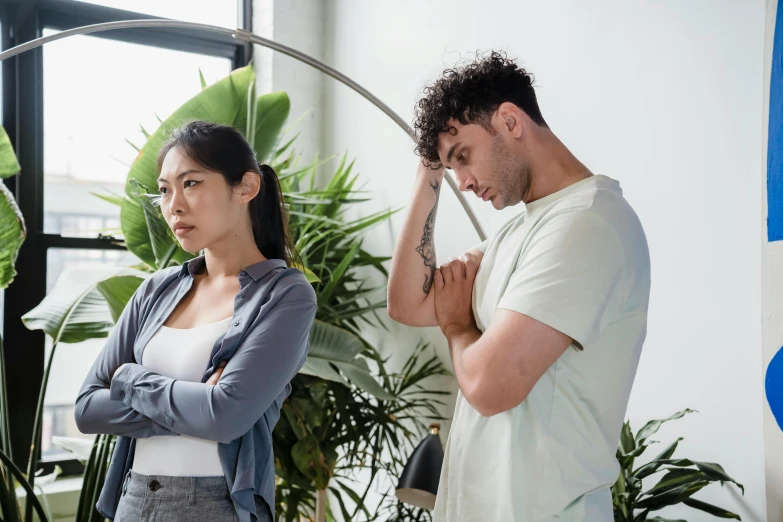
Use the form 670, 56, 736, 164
387, 51, 651, 521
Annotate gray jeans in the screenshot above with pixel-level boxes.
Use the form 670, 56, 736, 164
114, 471, 273, 522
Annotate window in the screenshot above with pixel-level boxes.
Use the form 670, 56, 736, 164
43, 30, 231, 237
74, 0, 240, 28
1, 0, 252, 474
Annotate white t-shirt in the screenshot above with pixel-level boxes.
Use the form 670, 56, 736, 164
433, 175, 650, 522
133, 317, 232, 477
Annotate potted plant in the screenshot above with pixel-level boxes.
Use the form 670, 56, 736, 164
612, 409, 744, 521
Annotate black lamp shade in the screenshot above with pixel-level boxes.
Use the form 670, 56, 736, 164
395, 424, 444, 510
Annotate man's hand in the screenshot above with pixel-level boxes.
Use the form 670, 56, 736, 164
206, 361, 228, 385
433, 251, 482, 337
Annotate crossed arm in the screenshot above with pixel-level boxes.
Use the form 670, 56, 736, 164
75, 277, 317, 443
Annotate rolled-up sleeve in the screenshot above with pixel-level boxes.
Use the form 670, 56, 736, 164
74, 276, 176, 438
109, 295, 316, 444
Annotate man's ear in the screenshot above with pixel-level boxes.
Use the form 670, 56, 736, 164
496, 102, 524, 139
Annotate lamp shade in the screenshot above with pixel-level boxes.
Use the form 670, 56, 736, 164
395, 423, 444, 510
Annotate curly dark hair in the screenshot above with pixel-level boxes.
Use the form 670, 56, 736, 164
413, 51, 547, 168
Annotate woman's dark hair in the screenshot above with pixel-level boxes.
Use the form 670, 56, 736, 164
156, 120, 297, 267
413, 51, 548, 168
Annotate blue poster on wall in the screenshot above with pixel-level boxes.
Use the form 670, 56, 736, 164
767, 2, 783, 431
770, 0, 783, 241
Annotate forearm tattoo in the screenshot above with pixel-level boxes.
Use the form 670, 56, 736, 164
415, 180, 440, 294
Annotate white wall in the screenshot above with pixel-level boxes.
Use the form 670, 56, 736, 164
254, 0, 325, 164
322, 1, 767, 520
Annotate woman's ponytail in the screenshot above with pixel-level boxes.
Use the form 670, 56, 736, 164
252, 163, 296, 267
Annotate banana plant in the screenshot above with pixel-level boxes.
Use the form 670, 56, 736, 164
612, 409, 744, 521
0, 125, 51, 522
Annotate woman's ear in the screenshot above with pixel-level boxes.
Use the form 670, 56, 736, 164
238, 171, 261, 203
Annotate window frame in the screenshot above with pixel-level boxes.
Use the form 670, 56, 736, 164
0, 0, 252, 477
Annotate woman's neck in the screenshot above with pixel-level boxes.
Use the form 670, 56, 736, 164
200, 233, 267, 280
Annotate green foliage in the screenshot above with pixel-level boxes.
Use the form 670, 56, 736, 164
612, 410, 743, 521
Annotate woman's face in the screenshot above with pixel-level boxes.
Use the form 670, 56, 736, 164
157, 146, 247, 254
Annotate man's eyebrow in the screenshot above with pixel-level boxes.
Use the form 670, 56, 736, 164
446, 142, 462, 164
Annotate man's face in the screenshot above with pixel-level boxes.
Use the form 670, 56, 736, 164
437, 117, 531, 209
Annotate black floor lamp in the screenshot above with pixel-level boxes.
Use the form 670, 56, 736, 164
395, 423, 444, 510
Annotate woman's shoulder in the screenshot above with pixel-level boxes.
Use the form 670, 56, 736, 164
132, 264, 186, 301
268, 266, 317, 305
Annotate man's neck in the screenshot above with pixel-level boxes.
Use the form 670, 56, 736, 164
526, 131, 592, 202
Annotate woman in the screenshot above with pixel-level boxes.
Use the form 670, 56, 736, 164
74, 121, 317, 522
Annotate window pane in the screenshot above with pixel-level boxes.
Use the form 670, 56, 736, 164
42, 248, 141, 461
74, 0, 239, 28
43, 29, 232, 237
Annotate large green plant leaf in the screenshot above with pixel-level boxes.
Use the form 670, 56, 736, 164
0, 183, 25, 290
0, 125, 20, 179
635, 479, 709, 510
291, 434, 336, 491
317, 241, 360, 307
654, 459, 744, 494
681, 498, 741, 519
23, 267, 146, 344
0, 124, 23, 289
301, 320, 393, 400
633, 438, 683, 480
333, 357, 393, 401
635, 409, 695, 446
120, 198, 156, 268
96, 275, 145, 323
619, 421, 635, 456
253, 92, 290, 164
644, 468, 708, 497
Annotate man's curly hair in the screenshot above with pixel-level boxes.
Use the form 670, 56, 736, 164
413, 51, 547, 168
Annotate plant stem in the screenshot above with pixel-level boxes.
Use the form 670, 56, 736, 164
316, 488, 326, 522
0, 334, 12, 461
25, 342, 56, 522
0, 448, 48, 522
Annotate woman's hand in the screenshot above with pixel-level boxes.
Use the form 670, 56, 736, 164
110, 363, 129, 381
207, 361, 228, 385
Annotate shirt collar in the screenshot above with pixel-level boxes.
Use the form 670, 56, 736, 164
179, 255, 288, 283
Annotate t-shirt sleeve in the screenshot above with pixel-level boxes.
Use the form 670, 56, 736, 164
470, 239, 490, 253
497, 210, 624, 349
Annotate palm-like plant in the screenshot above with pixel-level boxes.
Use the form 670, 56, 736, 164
23, 65, 449, 521
612, 409, 744, 522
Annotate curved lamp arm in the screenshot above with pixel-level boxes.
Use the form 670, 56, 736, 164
0, 19, 486, 241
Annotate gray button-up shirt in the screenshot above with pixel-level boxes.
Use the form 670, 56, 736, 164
74, 256, 317, 522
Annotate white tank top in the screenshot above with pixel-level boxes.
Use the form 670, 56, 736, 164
132, 317, 232, 477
